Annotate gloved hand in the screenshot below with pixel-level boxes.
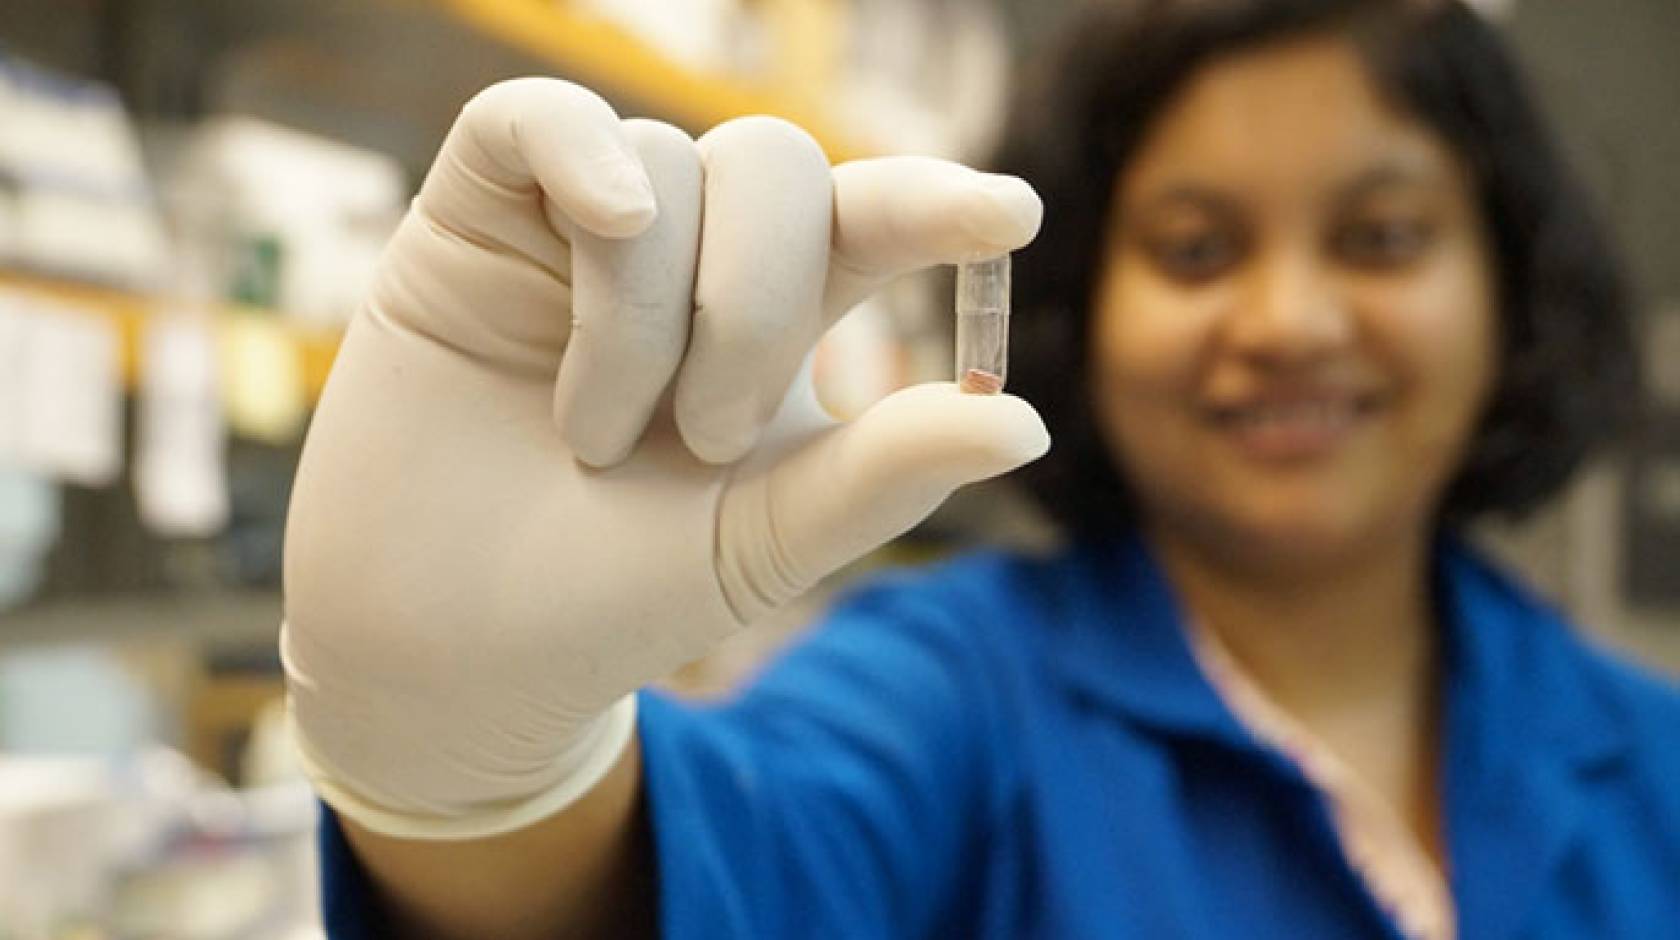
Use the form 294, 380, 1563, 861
281, 78, 1049, 841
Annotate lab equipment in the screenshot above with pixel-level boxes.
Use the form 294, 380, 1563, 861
956, 254, 1009, 394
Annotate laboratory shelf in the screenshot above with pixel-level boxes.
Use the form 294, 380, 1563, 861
430, 0, 878, 163
0, 590, 284, 656
0, 271, 341, 402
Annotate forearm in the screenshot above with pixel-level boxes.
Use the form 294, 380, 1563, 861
341, 734, 656, 940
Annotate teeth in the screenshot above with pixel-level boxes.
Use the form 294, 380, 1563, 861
1234, 401, 1355, 430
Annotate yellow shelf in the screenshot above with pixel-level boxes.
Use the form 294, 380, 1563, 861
433, 0, 876, 164
0, 272, 341, 402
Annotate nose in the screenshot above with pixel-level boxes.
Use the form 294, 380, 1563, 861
1225, 248, 1353, 368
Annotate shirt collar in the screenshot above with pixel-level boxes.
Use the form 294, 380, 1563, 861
1042, 532, 1245, 744
1042, 530, 1630, 773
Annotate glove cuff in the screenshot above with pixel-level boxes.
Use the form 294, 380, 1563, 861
289, 693, 638, 842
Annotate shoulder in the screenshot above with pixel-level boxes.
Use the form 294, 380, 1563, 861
1558, 631, 1680, 844
756, 544, 1085, 711
821, 545, 1078, 652
1572, 639, 1680, 769
1487, 551, 1679, 736
1449, 541, 1680, 781
844, 546, 1060, 605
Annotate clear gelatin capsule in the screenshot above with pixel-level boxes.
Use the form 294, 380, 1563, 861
956, 254, 1010, 395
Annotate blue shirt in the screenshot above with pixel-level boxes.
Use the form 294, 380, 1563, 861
319, 534, 1680, 938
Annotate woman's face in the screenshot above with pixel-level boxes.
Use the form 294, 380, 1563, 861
1093, 35, 1498, 570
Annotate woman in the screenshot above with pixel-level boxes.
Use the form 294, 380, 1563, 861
288, 1, 1679, 937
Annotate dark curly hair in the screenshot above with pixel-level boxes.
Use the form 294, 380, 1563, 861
992, 0, 1639, 538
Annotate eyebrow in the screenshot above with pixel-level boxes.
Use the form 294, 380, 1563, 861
1123, 157, 1458, 222
1332, 161, 1453, 203
1128, 185, 1240, 219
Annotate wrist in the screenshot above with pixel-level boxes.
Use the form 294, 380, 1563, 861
290, 693, 639, 842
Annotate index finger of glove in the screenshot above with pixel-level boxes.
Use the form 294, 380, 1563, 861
419, 78, 658, 271
556, 120, 703, 468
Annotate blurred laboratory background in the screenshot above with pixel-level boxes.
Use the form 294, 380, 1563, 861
0, 0, 1675, 936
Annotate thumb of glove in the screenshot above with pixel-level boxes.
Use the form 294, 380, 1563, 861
717, 383, 1050, 622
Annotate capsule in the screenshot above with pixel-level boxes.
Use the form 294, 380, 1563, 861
956, 254, 1010, 395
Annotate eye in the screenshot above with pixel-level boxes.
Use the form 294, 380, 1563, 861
1146, 229, 1245, 283
1333, 217, 1435, 269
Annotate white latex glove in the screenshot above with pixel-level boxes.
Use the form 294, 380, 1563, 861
280, 79, 1049, 840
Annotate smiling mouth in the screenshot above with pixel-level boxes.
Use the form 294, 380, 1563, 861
1207, 395, 1383, 460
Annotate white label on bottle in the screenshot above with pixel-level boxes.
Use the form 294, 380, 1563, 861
135, 314, 229, 536
11, 297, 122, 486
